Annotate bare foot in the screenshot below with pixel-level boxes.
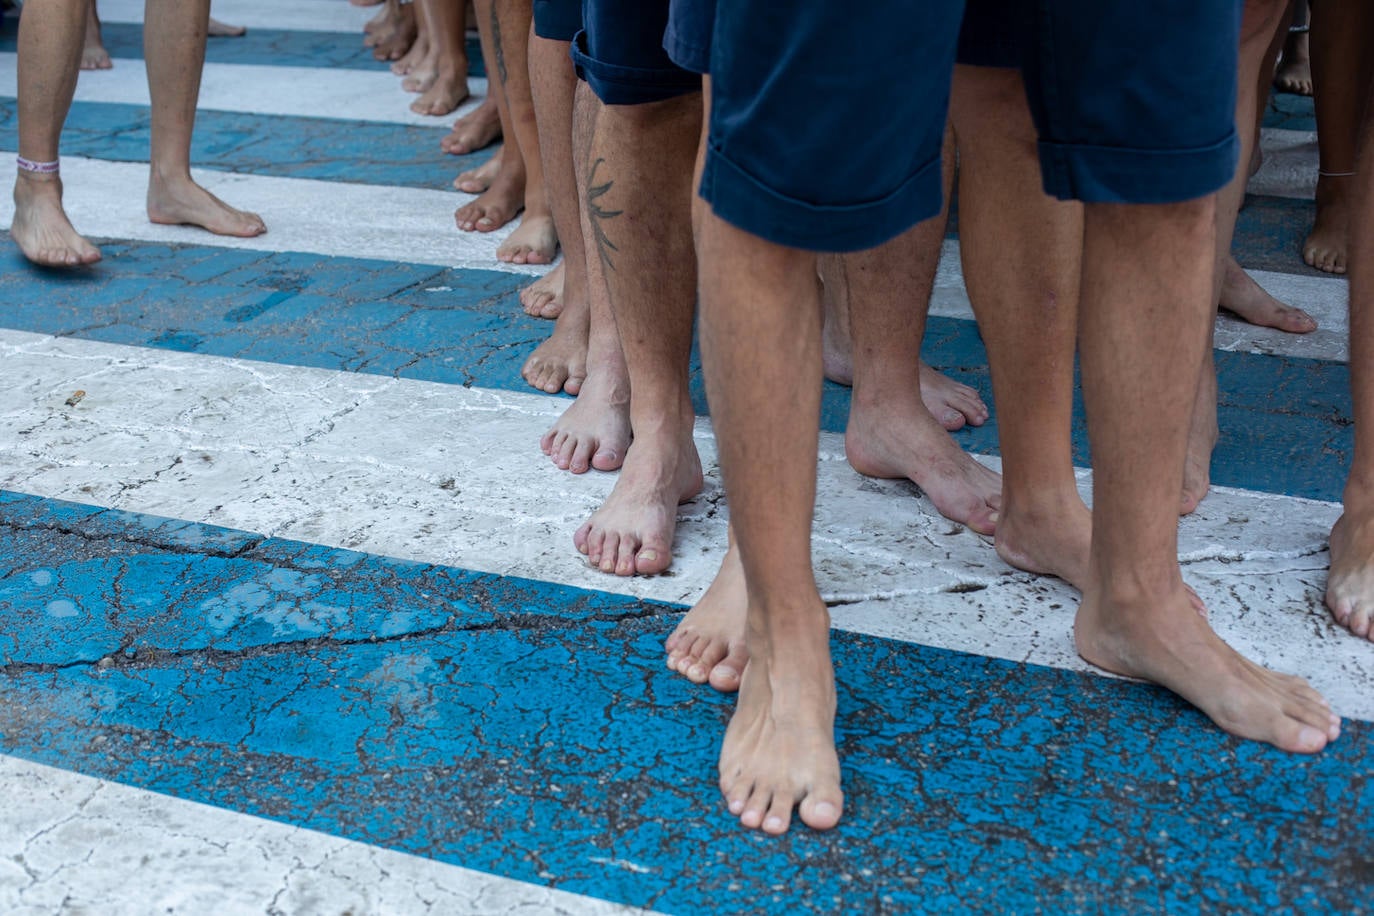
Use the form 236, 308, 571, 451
371, 3, 416, 61
411, 73, 470, 117
1181, 367, 1217, 516
719, 601, 844, 834
1219, 255, 1317, 333
1304, 173, 1353, 275
845, 394, 1001, 535
521, 304, 588, 395
392, 29, 430, 77
453, 153, 501, 194
10, 175, 103, 267
573, 425, 703, 576
539, 367, 630, 474
919, 364, 988, 430
665, 536, 747, 692
147, 175, 266, 238
1326, 495, 1374, 640
1075, 584, 1340, 754
363, 1, 393, 37
498, 212, 557, 264
81, 5, 112, 71
823, 329, 986, 432
1274, 30, 1312, 96
442, 98, 503, 155
521, 262, 564, 319
994, 487, 1093, 590
455, 162, 523, 233
206, 17, 246, 37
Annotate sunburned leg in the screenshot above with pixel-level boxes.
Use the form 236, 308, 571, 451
838, 143, 1001, 537
665, 525, 747, 692
442, 96, 502, 155
951, 64, 1089, 586
409, 0, 470, 116
1326, 62, 1374, 640
81, 2, 111, 70
11, 0, 102, 267
819, 261, 989, 431
1305, 0, 1374, 273
520, 261, 563, 318
143, 0, 265, 238
1074, 197, 1340, 754
572, 92, 704, 576
698, 208, 842, 835
538, 86, 630, 470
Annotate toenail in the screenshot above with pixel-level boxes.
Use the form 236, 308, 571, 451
639, 550, 658, 563
763, 816, 783, 832
728, 799, 744, 814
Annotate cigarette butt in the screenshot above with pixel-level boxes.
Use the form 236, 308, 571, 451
65, 390, 85, 407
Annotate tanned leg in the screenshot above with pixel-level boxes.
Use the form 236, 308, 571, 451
143, 0, 266, 238
11, 0, 103, 267
454, 0, 524, 233
410, 0, 470, 116
1325, 58, 1374, 639
951, 64, 1090, 586
1074, 197, 1341, 755
572, 91, 704, 576
492, 0, 556, 263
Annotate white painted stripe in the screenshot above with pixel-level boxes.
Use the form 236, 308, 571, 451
96, 0, 378, 34
930, 239, 1351, 363
0, 755, 655, 915
1251, 128, 1318, 201
0, 156, 546, 277
0, 54, 489, 128
2, 330, 1370, 720
1, 158, 1343, 357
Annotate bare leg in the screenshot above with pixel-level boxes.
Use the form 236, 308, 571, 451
454, 0, 524, 234
520, 261, 564, 318
841, 130, 1001, 537
820, 275, 989, 431
1305, 0, 1374, 273
698, 204, 843, 835
1074, 196, 1340, 755
142, 0, 265, 238
1184, 0, 1304, 516
392, 3, 431, 78
572, 91, 704, 576
81, 1, 112, 70
370, 0, 416, 60
410, 0, 470, 116
11, 0, 103, 267
1326, 59, 1374, 640
951, 64, 1090, 587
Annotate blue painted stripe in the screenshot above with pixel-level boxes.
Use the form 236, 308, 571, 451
1263, 92, 1316, 132
0, 98, 484, 190
0, 239, 1354, 502
0, 23, 487, 76
0, 490, 1367, 914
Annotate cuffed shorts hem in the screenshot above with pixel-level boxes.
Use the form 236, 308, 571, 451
700, 145, 943, 254
572, 30, 700, 105
1038, 131, 1240, 204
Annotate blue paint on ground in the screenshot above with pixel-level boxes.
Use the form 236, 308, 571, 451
1, 491, 1368, 914
0, 239, 1354, 502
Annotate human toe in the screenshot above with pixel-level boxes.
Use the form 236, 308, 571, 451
799, 790, 843, 831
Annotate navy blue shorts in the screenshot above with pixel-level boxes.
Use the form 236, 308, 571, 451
670, 0, 1241, 253
571, 0, 700, 106
668, 0, 963, 252
532, 0, 580, 42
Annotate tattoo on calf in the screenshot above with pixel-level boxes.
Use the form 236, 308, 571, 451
587, 158, 623, 271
